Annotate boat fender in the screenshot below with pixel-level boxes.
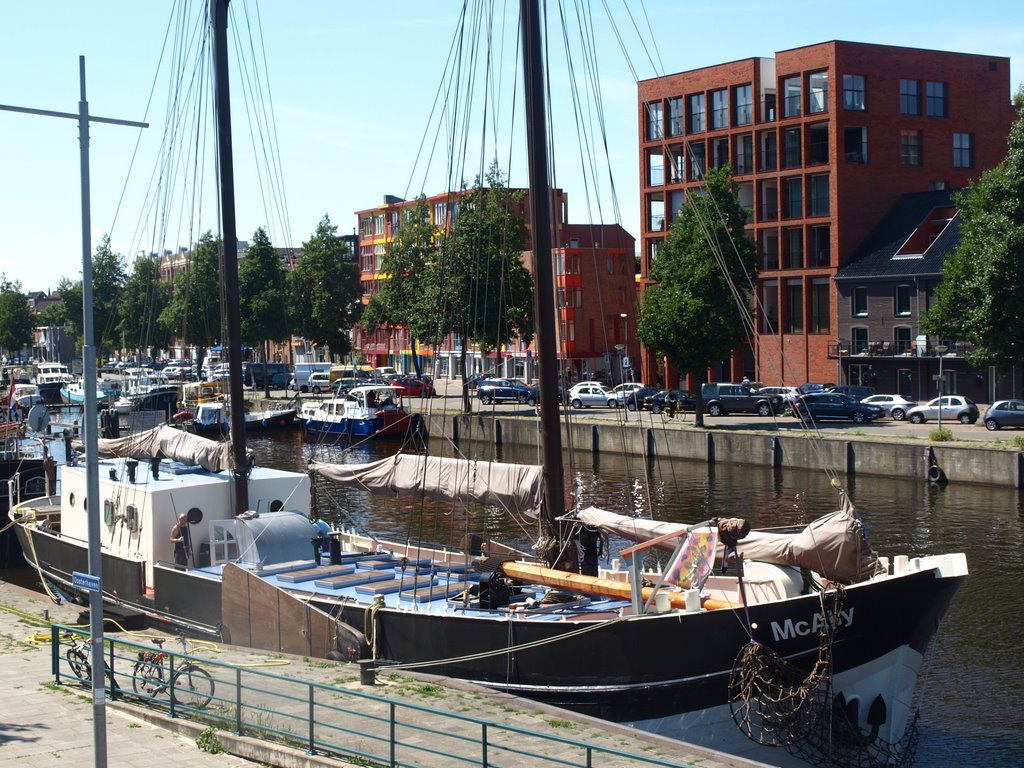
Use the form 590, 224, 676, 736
333, 621, 370, 662
927, 464, 946, 483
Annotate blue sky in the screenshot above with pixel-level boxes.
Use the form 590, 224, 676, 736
2, 1, 1022, 293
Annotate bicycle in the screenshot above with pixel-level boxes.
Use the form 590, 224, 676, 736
131, 633, 215, 710
63, 632, 120, 689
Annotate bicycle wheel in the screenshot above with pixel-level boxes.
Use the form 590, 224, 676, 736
170, 664, 214, 710
132, 660, 166, 697
65, 648, 91, 682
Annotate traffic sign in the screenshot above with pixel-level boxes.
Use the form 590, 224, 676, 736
72, 571, 101, 592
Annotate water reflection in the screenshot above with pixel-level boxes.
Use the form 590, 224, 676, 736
245, 430, 1022, 767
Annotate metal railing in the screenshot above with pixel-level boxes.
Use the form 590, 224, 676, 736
51, 626, 699, 768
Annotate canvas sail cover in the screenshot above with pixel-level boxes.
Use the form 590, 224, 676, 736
309, 454, 544, 519
77, 425, 235, 473
578, 494, 879, 584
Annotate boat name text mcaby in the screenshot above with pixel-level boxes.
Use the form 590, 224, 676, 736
771, 607, 854, 642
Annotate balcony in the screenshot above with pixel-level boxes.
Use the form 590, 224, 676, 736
829, 339, 974, 359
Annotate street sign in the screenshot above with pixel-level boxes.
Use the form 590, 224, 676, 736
72, 571, 101, 593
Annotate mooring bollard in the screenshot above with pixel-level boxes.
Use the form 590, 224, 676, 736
358, 659, 377, 686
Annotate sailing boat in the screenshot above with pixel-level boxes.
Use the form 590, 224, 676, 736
8, 3, 967, 766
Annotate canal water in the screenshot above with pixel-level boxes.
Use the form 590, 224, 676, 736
246, 428, 1023, 767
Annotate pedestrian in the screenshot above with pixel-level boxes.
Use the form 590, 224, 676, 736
170, 513, 191, 568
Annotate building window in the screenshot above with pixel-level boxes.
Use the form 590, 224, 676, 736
711, 89, 729, 130
667, 97, 684, 136
762, 281, 779, 332
810, 225, 830, 266
894, 326, 913, 355
900, 130, 923, 166
808, 71, 828, 113
900, 79, 920, 115
734, 84, 753, 126
810, 279, 830, 333
786, 280, 804, 333
926, 81, 947, 117
689, 141, 706, 180
852, 286, 868, 317
894, 284, 912, 316
783, 127, 802, 168
785, 228, 803, 269
851, 326, 869, 355
808, 123, 829, 164
761, 229, 779, 270
649, 196, 665, 232
668, 190, 685, 225
953, 133, 974, 168
809, 174, 829, 216
688, 93, 705, 133
844, 126, 867, 163
843, 74, 866, 111
712, 137, 729, 169
760, 180, 778, 221
646, 101, 663, 140
669, 145, 685, 183
759, 131, 777, 171
784, 177, 802, 219
735, 133, 753, 174
432, 203, 446, 227
782, 76, 801, 118
648, 151, 664, 186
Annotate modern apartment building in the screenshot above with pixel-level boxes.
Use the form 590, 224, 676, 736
638, 40, 1015, 389
354, 191, 637, 381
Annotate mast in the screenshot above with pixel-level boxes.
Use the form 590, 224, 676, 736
211, 0, 249, 515
520, 0, 572, 568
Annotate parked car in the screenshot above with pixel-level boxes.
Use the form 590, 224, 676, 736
247, 362, 292, 389
797, 382, 836, 395
393, 376, 436, 398
617, 386, 660, 411
643, 389, 697, 414
982, 400, 1024, 431
465, 372, 498, 392
792, 393, 885, 423
906, 396, 979, 424
567, 382, 616, 409
306, 371, 332, 394
476, 378, 530, 404
756, 386, 800, 404
332, 377, 366, 396
828, 385, 876, 400
860, 394, 917, 421
701, 383, 783, 417
525, 383, 565, 407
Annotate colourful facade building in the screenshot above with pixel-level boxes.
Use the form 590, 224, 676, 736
638, 40, 1015, 389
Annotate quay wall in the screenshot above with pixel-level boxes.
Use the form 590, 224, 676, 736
438, 413, 1023, 489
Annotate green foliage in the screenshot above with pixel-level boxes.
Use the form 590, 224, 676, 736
36, 300, 67, 329
239, 227, 291, 347
195, 726, 225, 754
90, 236, 128, 356
159, 232, 223, 349
1012, 436, 1024, 450
0, 277, 33, 357
930, 427, 954, 442
924, 109, 1024, 370
288, 214, 362, 358
56, 277, 83, 347
635, 166, 758, 422
118, 255, 171, 354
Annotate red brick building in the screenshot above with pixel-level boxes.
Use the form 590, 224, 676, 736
354, 192, 637, 381
637, 41, 1015, 389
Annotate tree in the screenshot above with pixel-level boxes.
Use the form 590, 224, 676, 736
288, 215, 362, 359
0, 277, 33, 359
362, 196, 434, 376
635, 166, 758, 427
119, 255, 171, 359
924, 109, 1024, 370
239, 227, 291, 393
425, 164, 535, 411
91, 235, 128, 357
159, 232, 222, 367
55, 277, 83, 350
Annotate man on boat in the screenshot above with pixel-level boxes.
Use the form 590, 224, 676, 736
170, 513, 191, 568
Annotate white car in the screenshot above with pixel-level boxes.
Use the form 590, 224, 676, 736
610, 382, 646, 406
861, 394, 917, 421
567, 382, 616, 408
757, 386, 800, 404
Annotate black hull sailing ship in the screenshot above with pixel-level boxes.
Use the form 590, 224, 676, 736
9, 2, 967, 765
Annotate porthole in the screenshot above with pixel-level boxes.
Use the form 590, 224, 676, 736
69, 493, 76, 507
125, 505, 139, 532
269, 499, 284, 512
103, 499, 115, 526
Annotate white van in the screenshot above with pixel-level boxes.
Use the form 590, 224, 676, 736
289, 362, 333, 393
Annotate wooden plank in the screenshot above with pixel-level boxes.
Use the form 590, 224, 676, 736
277, 564, 355, 583
399, 579, 467, 603
313, 570, 394, 590
355, 575, 436, 596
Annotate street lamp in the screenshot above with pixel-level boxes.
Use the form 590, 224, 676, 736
836, 342, 848, 385
620, 313, 629, 383
935, 344, 948, 431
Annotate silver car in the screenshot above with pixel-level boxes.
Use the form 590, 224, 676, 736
567, 382, 616, 408
906, 395, 979, 424
861, 394, 917, 421
982, 400, 1024, 431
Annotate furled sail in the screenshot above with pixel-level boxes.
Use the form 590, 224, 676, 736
309, 454, 543, 519
75, 425, 235, 473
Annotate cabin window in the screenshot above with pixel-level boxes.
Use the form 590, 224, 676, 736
103, 499, 115, 526
69, 493, 76, 507
125, 504, 139, 532
270, 500, 284, 512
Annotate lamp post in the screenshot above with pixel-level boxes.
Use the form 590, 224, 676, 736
935, 344, 948, 431
620, 313, 629, 383
836, 342, 848, 385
